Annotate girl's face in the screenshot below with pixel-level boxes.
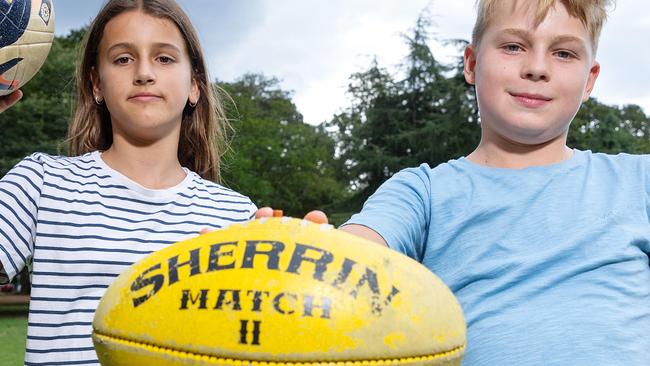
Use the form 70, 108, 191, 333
92, 10, 200, 145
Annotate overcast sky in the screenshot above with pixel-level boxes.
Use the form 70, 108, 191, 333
54, 0, 650, 125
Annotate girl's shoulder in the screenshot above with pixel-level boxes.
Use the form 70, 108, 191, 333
22, 151, 99, 171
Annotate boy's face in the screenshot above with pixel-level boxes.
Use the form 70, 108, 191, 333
464, 1, 600, 146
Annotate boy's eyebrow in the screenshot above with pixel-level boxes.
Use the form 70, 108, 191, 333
105, 42, 183, 54
498, 28, 588, 51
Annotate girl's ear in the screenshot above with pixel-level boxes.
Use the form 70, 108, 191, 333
189, 76, 200, 106
91, 66, 103, 101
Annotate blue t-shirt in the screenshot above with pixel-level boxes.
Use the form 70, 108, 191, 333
346, 150, 650, 365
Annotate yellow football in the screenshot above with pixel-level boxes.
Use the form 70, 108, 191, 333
92, 218, 466, 365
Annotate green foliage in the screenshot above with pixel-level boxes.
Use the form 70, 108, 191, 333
0, 29, 84, 176
220, 74, 349, 218
329, 17, 480, 210
569, 99, 650, 153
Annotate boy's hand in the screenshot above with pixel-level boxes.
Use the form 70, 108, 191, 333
0, 90, 23, 113
255, 206, 329, 224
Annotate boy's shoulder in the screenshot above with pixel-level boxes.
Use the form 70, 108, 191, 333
584, 150, 650, 171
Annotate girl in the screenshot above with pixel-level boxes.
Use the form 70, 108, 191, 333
0, 1, 256, 365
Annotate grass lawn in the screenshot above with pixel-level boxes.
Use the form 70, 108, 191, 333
0, 303, 28, 366
0, 316, 27, 366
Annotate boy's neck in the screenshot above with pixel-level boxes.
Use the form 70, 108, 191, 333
467, 135, 573, 169
101, 140, 186, 190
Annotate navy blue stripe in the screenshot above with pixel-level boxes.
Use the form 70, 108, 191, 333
0, 226, 28, 265
180, 189, 247, 200
39, 206, 221, 229
28, 156, 110, 180
191, 179, 237, 193
31, 283, 109, 290
34, 258, 134, 266
28, 321, 93, 327
38, 220, 196, 236
41, 194, 251, 221
43, 158, 102, 172
1, 180, 37, 213
46, 170, 128, 190
0, 243, 19, 272
5, 171, 40, 194
36, 245, 153, 255
27, 334, 89, 341
30, 308, 96, 315
25, 360, 98, 366
39, 233, 176, 245
0, 187, 35, 232
30, 296, 101, 302
27, 346, 96, 354
33, 271, 120, 278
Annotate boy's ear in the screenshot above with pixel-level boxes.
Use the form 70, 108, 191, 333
582, 61, 600, 102
464, 45, 478, 85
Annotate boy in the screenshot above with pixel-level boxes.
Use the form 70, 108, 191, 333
342, 0, 649, 364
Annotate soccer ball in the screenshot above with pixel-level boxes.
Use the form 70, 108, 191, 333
0, 0, 55, 96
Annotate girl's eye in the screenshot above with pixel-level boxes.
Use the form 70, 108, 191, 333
114, 57, 131, 65
158, 56, 174, 64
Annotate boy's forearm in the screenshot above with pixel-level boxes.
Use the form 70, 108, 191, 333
340, 224, 389, 247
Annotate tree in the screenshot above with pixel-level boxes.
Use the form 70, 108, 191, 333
329, 17, 479, 211
220, 74, 348, 218
0, 29, 85, 175
569, 99, 650, 153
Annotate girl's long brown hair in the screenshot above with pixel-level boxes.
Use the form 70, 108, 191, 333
67, 0, 229, 182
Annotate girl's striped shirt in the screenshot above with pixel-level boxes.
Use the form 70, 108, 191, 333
0, 151, 256, 366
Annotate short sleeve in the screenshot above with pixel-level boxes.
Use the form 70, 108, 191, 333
645, 155, 650, 220
344, 164, 433, 262
0, 153, 44, 281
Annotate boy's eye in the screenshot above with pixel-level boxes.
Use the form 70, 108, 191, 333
555, 50, 575, 60
503, 44, 523, 53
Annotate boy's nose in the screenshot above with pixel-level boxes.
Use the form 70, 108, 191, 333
521, 54, 550, 82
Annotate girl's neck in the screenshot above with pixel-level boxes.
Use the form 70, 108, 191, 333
101, 142, 186, 189
467, 132, 573, 169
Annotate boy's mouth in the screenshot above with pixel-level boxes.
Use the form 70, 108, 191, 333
509, 92, 552, 108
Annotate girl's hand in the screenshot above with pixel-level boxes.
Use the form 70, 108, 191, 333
255, 207, 329, 224
0, 90, 23, 113
199, 207, 329, 235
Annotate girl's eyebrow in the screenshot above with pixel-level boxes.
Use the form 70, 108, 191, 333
106, 42, 183, 54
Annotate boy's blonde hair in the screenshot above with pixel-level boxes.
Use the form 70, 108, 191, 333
472, 0, 615, 53
67, 0, 229, 183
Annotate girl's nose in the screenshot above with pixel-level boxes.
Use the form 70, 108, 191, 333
134, 61, 155, 85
